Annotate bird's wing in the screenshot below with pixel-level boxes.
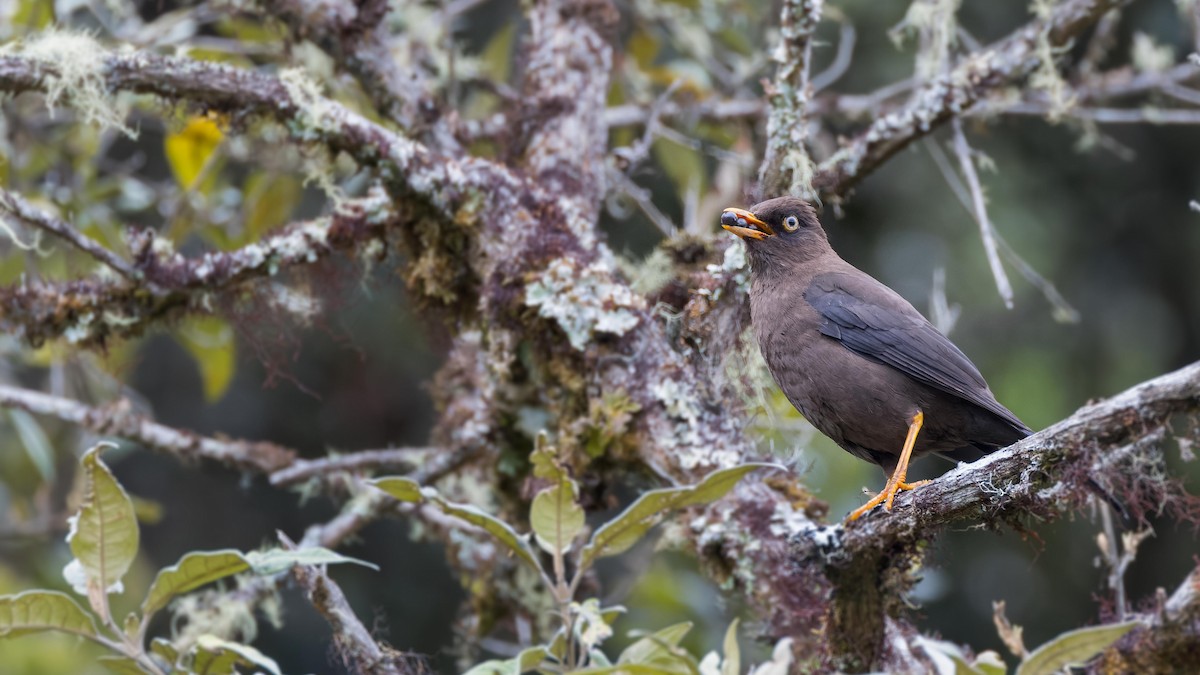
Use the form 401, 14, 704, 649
805, 271, 1029, 433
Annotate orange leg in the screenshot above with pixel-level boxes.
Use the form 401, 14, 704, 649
847, 411, 929, 521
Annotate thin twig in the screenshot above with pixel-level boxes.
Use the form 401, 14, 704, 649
925, 137, 1079, 321
951, 119, 1013, 308
270, 447, 437, 487
812, 20, 856, 93
608, 169, 677, 237
0, 188, 139, 281
612, 79, 682, 173
990, 103, 1200, 124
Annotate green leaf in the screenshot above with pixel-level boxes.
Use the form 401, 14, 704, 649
97, 655, 147, 675
177, 317, 236, 403
961, 651, 1007, 675
151, 637, 180, 663
435, 501, 541, 571
462, 646, 549, 675
478, 22, 517, 86
618, 621, 694, 667
192, 635, 281, 675
243, 547, 379, 575
0, 590, 100, 641
580, 464, 774, 566
190, 644, 239, 675
1017, 621, 1140, 675
530, 432, 567, 482
371, 479, 542, 573
142, 550, 250, 618
531, 481, 584, 555
67, 444, 139, 594
370, 476, 424, 502
9, 409, 55, 481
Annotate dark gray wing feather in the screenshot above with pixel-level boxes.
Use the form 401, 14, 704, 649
806, 272, 1030, 434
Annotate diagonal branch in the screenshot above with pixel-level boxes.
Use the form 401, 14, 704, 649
283, 530, 427, 675
0, 383, 295, 473
951, 119, 1013, 308
0, 188, 139, 281
812, 0, 1130, 199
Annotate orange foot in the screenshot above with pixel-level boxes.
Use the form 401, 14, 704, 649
846, 411, 928, 522
846, 479, 931, 521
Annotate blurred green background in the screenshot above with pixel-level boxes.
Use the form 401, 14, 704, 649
1, 0, 1198, 672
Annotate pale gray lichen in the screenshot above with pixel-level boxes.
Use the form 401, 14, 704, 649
0, 31, 135, 136
62, 312, 96, 344
653, 378, 742, 471
1131, 32, 1175, 74
264, 283, 320, 323
701, 239, 750, 302
525, 258, 643, 351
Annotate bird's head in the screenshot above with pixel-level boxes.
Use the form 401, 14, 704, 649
720, 196, 830, 268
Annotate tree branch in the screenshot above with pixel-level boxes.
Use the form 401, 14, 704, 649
0, 383, 295, 473
0, 193, 398, 346
758, 0, 824, 196
0, 187, 140, 281
951, 119, 1013, 308
0, 47, 519, 220
281, 531, 429, 675
812, 0, 1130, 199
253, 0, 458, 151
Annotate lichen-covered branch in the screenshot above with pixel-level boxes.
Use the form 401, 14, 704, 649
0, 193, 398, 346
252, 0, 458, 151
281, 532, 429, 675
789, 360, 1200, 670
1096, 563, 1200, 673
0, 187, 139, 281
0, 383, 295, 473
812, 0, 1129, 198
758, 0, 824, 197
0, 45, 519, 221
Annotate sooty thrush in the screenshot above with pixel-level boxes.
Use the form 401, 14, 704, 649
721, 196, 1031, 521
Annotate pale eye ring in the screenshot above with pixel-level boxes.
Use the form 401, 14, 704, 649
783, 215, 801, 232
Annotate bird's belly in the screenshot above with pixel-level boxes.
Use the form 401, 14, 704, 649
762, 334, 965, 463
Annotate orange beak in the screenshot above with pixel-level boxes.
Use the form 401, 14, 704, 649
720, 207, 774, 241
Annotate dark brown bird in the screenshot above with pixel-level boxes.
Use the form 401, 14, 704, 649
721, 197, 1031, 520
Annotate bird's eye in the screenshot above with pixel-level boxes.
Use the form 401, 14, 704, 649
783, 215, 801, 232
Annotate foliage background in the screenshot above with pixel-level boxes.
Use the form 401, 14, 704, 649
0, 0, 1198, 672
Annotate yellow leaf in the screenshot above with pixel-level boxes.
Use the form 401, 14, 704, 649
177, 317, 236, 403
164, 116, 223, 191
